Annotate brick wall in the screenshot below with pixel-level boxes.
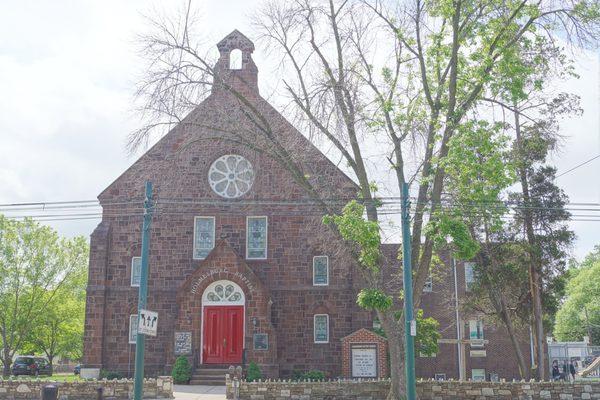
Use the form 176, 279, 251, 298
0, 376, 173, 400
226, 377, 600, 400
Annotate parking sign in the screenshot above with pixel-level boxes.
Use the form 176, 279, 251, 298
138, 309, 158, 336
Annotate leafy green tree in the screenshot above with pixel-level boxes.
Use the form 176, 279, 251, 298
246, 361, 262, 382
0, 215, 89, 376
555, 252, 600, 344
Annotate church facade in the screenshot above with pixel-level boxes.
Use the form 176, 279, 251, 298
82, 31, 531, 381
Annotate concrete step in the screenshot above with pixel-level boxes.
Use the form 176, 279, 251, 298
189, 378, 226, 386
190, 366, 229, 386
192, 369, 229, 376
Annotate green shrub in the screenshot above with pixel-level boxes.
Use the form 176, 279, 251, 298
171, 356, 192, 384
246, 362, 262, 382
302, 370, 325, 381
292, 369, 304, 381
291, 369, 326, 381
100, 370, 123, 380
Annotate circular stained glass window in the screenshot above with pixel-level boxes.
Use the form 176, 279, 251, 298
208, 155, 255, 198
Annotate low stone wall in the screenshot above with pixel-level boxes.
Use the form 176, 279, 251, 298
226, 376, 600, 400
0, 376, 173, 399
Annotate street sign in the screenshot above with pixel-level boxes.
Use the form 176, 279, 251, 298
138, 309, 158, 336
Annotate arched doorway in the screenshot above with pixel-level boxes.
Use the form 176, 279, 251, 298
201, 280, 245, 364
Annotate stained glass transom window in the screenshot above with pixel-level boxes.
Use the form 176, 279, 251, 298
202, 280, 245, 305
208, 154, 254, 199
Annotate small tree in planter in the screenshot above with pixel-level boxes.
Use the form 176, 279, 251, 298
171, 356, 192, 384
246, 362, 262, 382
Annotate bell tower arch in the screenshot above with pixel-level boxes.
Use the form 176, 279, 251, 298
213, 30, 259, 96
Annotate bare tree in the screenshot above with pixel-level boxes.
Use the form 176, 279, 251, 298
132, 0, 599, 395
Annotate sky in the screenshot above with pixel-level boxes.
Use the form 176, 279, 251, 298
0, 1, 599, 261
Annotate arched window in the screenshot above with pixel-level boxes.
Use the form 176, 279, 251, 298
229, 49, 242, 70
202, 280, 245, 305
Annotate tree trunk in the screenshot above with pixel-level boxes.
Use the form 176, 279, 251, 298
378, 310, 406, 400
2, 350, 11, 377
498, 294, 529, 380
514, 110, 546, 380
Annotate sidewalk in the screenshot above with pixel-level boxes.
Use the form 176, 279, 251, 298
172, 384, 226, 400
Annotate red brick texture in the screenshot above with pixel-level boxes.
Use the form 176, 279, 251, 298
341, 329, 388, 378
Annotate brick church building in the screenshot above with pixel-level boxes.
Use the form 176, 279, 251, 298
82, 31, 531, 382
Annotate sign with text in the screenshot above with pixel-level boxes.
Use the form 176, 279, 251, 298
253, 333, 269, 350
174, 332, 192, 355
138, 309, 158, 336
351, 344, 377, 378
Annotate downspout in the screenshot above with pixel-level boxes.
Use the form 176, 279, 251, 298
453, 258, 464, 380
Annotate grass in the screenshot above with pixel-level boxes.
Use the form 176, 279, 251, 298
2, 373, 82, 382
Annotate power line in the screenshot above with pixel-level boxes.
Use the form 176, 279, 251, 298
555, 154, 600, 178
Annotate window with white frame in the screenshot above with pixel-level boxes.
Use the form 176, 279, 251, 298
471, 369, 486, 381
469, 319, 484, 347
423, 274, 433, 292
314, 314, 329, 343
313, 256, 329, 286
129, 314, 138, 344
464, 262, 475, 291
247, 217, 267, 259
434, 373, 446, 381
131, 257, 141, 287
193, 217, 215, 260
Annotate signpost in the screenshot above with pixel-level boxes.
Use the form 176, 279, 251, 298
401, 182, 416, 400
133, 181, 154, 400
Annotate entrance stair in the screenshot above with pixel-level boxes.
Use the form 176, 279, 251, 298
190, 365, 230, 386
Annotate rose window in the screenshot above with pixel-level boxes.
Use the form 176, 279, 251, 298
208, 155, 254, 198
205, 283, 243, 303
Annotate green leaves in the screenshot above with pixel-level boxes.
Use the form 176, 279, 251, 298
323, 201, 381, 272
415, 309, 441, 357
554, 252, 600, 344
0, 214, 89, 368
357, 288, 393, 311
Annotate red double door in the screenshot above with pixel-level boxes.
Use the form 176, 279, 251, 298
202, 306, 244, 364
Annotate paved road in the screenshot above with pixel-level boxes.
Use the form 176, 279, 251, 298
173, 384, 226, 400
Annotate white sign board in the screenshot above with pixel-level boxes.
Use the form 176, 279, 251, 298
138, 309, 158, 336
351, 345, 377, 378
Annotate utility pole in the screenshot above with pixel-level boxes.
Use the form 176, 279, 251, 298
133, 181, 154, 400
401, 182, 416, 400
584, 307, 593, 345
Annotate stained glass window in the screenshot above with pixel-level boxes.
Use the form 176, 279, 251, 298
194, 217, 215, 259
247, 216, 267, 259
314, 314, 329, 343
131, 257, 141, 287
129, 315, 138, 344
313, 256, 329, 286
464, 262, 475, 291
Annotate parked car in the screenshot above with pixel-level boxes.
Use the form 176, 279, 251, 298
11, 356, 52, 376
74, 364, 81, 375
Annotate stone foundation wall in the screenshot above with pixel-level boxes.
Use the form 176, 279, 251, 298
0, 376, 173, 400
226, 377, 600, 400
